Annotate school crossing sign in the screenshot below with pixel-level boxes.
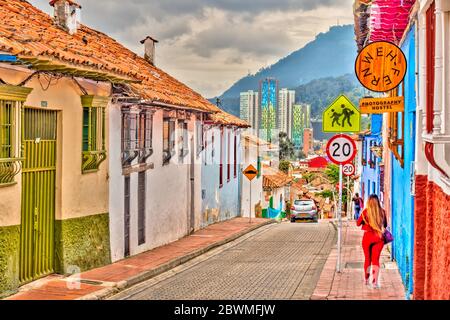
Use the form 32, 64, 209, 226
322, 94, 361, 133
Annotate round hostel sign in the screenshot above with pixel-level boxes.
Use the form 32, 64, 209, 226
355, 41, 407, 92
326, 134, 357, 165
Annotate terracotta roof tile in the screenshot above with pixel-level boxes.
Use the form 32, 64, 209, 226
0, 0, 220, 113
262, 165, 293, 189
208, 110, 249, 127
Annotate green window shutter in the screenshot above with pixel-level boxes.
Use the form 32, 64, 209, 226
82, 107, 89, 152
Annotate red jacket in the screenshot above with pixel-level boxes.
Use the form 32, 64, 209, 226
356, 209, 387, 234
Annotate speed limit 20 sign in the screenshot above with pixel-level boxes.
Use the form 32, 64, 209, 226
326, 134, 357, 165
343, 163, 356, 176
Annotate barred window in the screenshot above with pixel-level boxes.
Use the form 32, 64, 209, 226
81, 105, 106, 173
234, 133, 237, 178
0, 100, 15, 158
0, 85, 32, 186
0, 100, 21, 186
178, 120, 189, 161
122, 108, 153, 166
219, 127, 224, 187
196, 116, 205, 155
163, 118, 176, 165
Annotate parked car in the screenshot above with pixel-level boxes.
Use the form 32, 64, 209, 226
290, 199, 319, 223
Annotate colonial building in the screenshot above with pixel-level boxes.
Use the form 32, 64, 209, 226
200, 112, 247, 228
262, 164, 293, 216
240, 133, 267, 218
0, 0, 248, 296
354, 0, 450, 299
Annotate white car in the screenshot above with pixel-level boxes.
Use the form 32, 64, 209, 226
290, 199, 319, 223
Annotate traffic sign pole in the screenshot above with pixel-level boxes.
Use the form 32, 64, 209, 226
325, 134, 357, 274
347, 176, 351, 220
249, 180, 252, 224
337, 163, 343, 273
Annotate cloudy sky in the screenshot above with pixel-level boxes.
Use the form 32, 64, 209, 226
29, 0, 354, 98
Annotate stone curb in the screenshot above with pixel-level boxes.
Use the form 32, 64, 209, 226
77, 219, 276, 300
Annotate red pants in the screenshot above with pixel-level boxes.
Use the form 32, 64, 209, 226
362, 231, 384, 280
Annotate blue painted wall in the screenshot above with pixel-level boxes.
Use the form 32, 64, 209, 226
391, 27, 416, 297
360, 114, 383, 203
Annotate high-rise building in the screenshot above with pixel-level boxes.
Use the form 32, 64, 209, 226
259, 78, 279, 141
278, 88, 296, 135
303, 128, 314, 156
291, 104, 312, 150
240, 90, 259, 130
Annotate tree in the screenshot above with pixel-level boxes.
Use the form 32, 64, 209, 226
279, 132, 295, 160
279, 160, 291, 174
297, 150, 306, 160
303, 172, 316, 184
325, 164, 340, 184
325, 164, 351, 210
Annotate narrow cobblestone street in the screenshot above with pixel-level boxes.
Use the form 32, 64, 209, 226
111, 222, 336, 300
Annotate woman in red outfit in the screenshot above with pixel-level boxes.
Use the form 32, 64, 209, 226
356, 194, 387, 289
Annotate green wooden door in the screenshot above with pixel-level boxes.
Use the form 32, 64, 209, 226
20, 108, 57, 284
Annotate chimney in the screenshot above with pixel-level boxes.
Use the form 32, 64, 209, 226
140, 36, 159, 66
49, 0, 82, 35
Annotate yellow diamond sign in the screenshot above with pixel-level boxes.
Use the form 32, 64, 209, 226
322, 94, 361, 133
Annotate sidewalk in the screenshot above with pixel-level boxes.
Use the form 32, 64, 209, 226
5, 217, 272, 300
311, 220, 406, 300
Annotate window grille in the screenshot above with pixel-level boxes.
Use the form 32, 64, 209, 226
81, 96, 108, 173
163, 118, 176, 165
0, 99, 22, 186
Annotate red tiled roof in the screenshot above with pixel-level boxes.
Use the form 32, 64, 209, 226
209, 111, 249, 127
262, 165, 293, 189
0, 0, 221, 113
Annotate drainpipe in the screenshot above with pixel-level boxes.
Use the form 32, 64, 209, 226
424, 0, 450, 179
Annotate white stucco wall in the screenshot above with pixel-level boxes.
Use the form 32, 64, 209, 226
201, 126, 242, 227
240, 139, 263, 218
0, 64, 110, 227
109, 107, 201, 262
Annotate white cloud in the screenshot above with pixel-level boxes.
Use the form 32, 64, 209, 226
28, 0, 354, 97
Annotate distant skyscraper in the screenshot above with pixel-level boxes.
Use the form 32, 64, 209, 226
240, 90, 259, 130
304, 104, 311, 129
259, 78, 279, 142
291, 104, 312, 150
303, 128, 314, 156
278, 88, 296, 135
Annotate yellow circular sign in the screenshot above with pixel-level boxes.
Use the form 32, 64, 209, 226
355, 41, 407, 92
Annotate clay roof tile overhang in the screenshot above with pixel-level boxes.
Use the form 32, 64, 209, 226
0, 0, 219, 113
262, 165, 293, 190
353, 0, 416, 51
207, 109, 250, 128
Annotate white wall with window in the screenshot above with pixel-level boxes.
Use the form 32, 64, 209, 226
200, 124, 242, 228
109, 105, 202, 262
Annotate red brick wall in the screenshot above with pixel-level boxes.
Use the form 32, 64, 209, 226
414, 175, 450, 300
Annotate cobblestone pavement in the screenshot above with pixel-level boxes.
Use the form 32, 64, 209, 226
111, 221, 336, 300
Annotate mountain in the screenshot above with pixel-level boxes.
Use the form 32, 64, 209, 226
295, 73, 364, 118
211, 24, 358, 116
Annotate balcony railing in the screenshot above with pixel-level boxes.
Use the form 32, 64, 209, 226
82, 150, 107, 173
0, 157, 23, 187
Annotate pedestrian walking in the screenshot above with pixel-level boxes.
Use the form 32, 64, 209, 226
356, 194, 387, 289
352, 193, 363, 220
